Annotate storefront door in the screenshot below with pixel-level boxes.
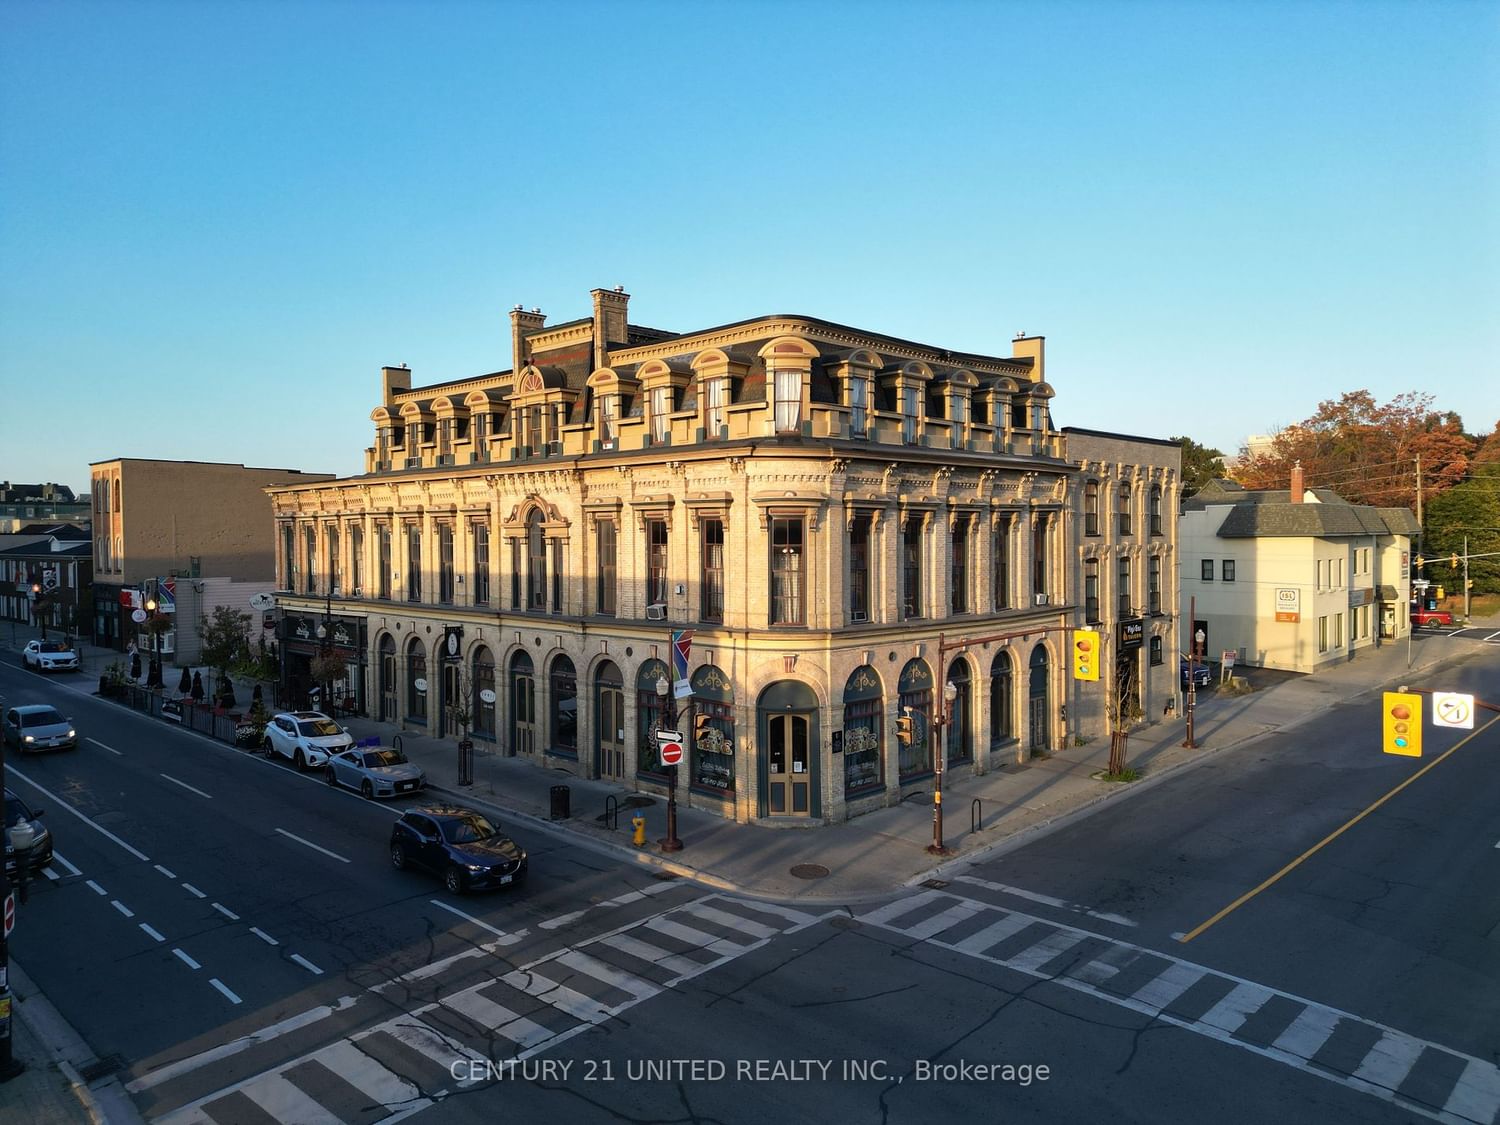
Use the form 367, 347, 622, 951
766, 713, 811, 815
597, 683, 625, 780
441, 661, 462, 738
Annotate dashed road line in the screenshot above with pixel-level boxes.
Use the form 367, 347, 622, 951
3, 768, 149, 861
290, 953, 324, 976
212, 903, 240, 921
274, 828, 349, 864
86, 737, 122, 755
110, 899, 135, 918
140, 923, 165, 942
249, 927, 279, 946
52, 851, 82, 877
209, 979, 242, 1005
173, 948, 201, 971
85, 880, 107, 897
154, 864, 177, 879
182, 883, 207, 899
429, 899, 522, 942
161, 773, 213, 800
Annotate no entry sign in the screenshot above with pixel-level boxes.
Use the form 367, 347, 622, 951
656, 729, 684, 767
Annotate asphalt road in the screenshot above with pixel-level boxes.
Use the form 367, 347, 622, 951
3, 641, 1498, 1125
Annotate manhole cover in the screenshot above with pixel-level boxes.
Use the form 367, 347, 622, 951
652, 871, 680, 882
921, 878, 950, 889
790, 864, 830, 880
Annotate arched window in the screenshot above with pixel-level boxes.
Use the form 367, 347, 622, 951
946, 659, 972, 765
1084, 481, 1100, 536
510, 650, 535, 757
405, 637, 427, 721
378, 634, 396, 721
472, 646, 496, 739
842, 665, 883, 796
897, 658, 933, 780
526, 510, 546, 610
636, 659, 670, 778
1028, 644, 1050, 754
690, 664, 734, 793
990, 651, 1014, 747
550, 655, 577, 755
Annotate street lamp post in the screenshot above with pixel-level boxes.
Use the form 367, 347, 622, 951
928, 680, 958, 856
315, 590, 333, 713
144, 597, 163, 690
1183, 617, 1205, 750
654, 675, 683, 853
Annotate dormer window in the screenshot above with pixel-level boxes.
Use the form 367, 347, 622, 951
703, 376, 727, 438
391, 424, 405, 449
649, 386, 671, 444
773, 368, 801, 433
849, 373, 870, 437
1011, 398, 1028, 429
598, 392, 619, 445
901, 386, 920, 444
436, 418, 453, 457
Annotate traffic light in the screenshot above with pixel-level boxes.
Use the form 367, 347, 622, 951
1415, 555, 1425, 570
1451, 554, 1459, 569
1072, 628, 1100, 681
1382, 691, 1423, 757
895, 711, 915, 746
693, 712, 713, 742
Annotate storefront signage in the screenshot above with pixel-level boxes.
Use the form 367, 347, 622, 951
1117, 619, 1144, 650
479, 688, 497, 704
1275, 588, 1300, 623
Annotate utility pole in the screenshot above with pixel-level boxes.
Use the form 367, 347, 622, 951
1464, 536, 1471, 620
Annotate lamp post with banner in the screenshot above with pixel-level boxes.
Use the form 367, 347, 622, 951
654, 675, 684, 852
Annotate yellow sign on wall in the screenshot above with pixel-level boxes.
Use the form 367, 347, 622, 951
1382, 691, 1423, 757
1072, 629, 1100, 681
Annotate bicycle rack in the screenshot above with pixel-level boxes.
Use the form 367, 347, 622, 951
392, 734, 404, 752
971, 798, 983, 834
604, 795, 619, 832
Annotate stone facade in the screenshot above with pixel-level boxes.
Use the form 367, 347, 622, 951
267, 289, 1180, 825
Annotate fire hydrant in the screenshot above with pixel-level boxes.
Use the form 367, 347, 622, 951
631, 810, 647, 847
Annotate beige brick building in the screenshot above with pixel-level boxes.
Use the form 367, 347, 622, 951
89, 459, 335, 652
268, 288, 1180, 824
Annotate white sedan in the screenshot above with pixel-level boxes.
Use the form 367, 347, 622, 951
22, 640, 80, 673
263, 711, 353, 771
325, 746, 426, 799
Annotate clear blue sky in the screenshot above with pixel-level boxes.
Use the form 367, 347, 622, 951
3, 0, 1496, 495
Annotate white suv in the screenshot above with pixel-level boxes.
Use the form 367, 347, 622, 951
264, 711, 353, 771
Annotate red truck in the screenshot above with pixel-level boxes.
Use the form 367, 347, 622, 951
1410, 604, 1454, 627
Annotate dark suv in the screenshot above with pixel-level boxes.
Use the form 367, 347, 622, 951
390, 806, 527, 894
5, 788, 55, 879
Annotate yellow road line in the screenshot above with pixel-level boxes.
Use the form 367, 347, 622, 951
1177, 712, 1500, 944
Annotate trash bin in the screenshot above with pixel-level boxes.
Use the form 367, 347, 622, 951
550, 784, 571, 821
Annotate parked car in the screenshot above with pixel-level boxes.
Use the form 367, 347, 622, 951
263, 710, 353, 771
2, 705, 78, 753
22, 639, 80, 673
4, 788, 54, 879
390, 806, 528, 894
1180, 658, 1212, 689
1410, 604, 1453, 627
326, 745, 426, 799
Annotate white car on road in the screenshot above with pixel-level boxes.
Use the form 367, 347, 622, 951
263, 711, 354, 771
22, 640, 80, 673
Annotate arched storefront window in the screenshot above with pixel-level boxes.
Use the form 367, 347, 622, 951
897, 658, 933, 780
378, 634, 397, 722
842, 665, 883, 796
510, 650, 535, 757
472, 646, 496, 740
690, 664, 734, 794
636, 659, 670, 779
946, 659, 972, 765
550, 654, 577, 756
405, 637, 427, 722
594, 660, 626, 779
989, 651, 1014, 748
1028, 644, 1050, 755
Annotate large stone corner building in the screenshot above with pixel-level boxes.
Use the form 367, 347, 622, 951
268, 288, 1181, 825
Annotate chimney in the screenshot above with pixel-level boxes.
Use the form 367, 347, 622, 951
510, 305, 546, 374
1011, 333, 1045, 384
380, 365, 410, 406
591, 286, 630, 371
1290, 460, 1304, 504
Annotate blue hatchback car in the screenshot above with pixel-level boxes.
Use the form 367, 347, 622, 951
1180, 658, 1212, 688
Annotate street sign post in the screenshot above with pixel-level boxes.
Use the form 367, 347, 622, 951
1432, 692, 1475, 730
656, 729, 684, 768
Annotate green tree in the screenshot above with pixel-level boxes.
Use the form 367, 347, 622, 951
1423, 479, 1500, 596
200, 605, 252, 680
1171, 436, 1227, 498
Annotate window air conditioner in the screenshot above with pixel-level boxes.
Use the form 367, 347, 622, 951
600, 439, 615, 451
1034, 593, 1050, 606
646, 603, 667, 621
546, 441, 563, 456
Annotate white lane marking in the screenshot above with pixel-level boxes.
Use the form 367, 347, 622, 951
140, 923, 165, 942
52, 852, 82, 877
553, 948, 661, 1002
236, 1071, 345, 1125
125, 997, 359, 1093
956, 874, 1139, 927
173, 948, 201, 970
1352, 1028, 1427, 1092
1484, 630, 1500, 642
1004, 929, 1087, 973
678, 900, 780, 940
429, 899, 516, 940
249, 927, 279, 946
111, 899, 135, 918
87, 737, 122, 755
212, 903, 240, 921
274, 828, 349, 864
161, 774, 213, 800
539, 909, 586, 931
1271, 1003, 1343, 1059
440, 986, 555, 1049
43, 866, 59, 882
154, 864, 177, 879
1199, 981, 1277, 1034
209, 979, 242, 1005
894, 900, 985, 941
1446, 1056, 1500, 1123
290, 953, 324, 976
182, 882, 207, 899
596, 930, 704, 977
85, 880, 107, 896
3, 767, 149, 861
952, 912, 1034, 954
311, 1039, 422, 1109
1130, 962, 1207, 1014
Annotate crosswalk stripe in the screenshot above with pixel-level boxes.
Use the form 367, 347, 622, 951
502, 968, 611, 1023
314, 1040, 424, 1108
1004, 929, 1086, 973
439, 986, 554, 1049
554, 949, 661, 1003
726, 899, 822, 927
949, 912, 1033, 954
596, 931, 705, 977
859, 890, 944, 927
644, 916, 744, 958
367, 1015, 486, 1070
1129, 961, 1206, 1014
678, 901, 779, 940
1444, 1057, 1500, 1123
1271, 1003, 1343, 1059
1352, 1028, 1427, 1092
897, 900, 984, 941
1198, 981, 1276, 1034
1068, 946, 1136, 988
237, 1071, 343, 1125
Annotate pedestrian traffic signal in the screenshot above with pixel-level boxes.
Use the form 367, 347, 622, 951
895, 711, 915, 746
693, 712, 713, 741
1072, 629, 1100, 681
1382, 691, 1423, 757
